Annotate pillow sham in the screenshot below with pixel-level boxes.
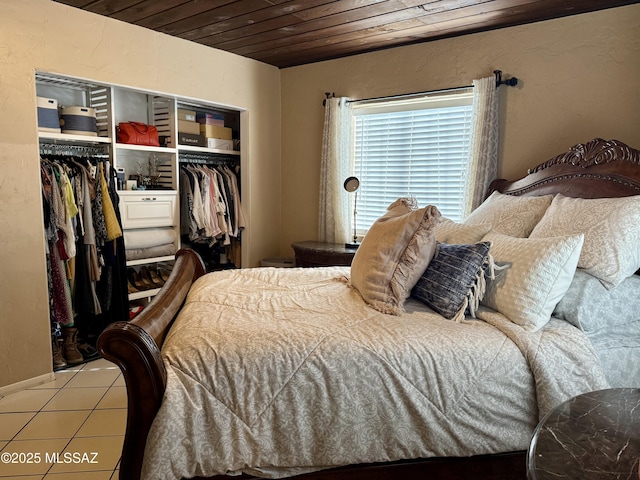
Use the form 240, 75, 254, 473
350, 198, 440, 315
481, 231, 584, 331
529, 194, 640, 289
412, 241, 492, 322
553, 268, 640, 333
464, 191, 553, 238
435, 217, 492, 244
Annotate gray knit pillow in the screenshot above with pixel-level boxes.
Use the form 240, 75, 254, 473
412, 242, 492, 321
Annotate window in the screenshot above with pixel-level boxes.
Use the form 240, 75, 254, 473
351, 90, 473, 235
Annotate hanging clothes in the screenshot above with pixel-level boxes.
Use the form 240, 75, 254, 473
179, 162, 245, 246
40, 153, 128, 350
100, 162, 123, 241
179, 161, 245, 269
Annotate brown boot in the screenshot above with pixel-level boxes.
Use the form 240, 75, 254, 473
62, 327, 84, 364
52, 335, 67, 369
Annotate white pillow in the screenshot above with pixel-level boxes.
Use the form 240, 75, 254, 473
481, 231, 584, 331
553, 269, 640, 333
464, 191, 553, 238
435, 217, 492, 244
529, 194, 640, 289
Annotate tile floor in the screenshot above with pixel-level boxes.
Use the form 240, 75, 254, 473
0, 358, 125, 479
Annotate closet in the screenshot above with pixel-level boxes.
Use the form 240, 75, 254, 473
36, 72, 244, 369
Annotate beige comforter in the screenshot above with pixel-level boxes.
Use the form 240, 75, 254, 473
142, 267, 608, 480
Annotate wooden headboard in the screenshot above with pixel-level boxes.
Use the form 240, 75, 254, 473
488, 138, 640, 199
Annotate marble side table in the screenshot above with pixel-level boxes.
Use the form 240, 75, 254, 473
527, 388, 640, 480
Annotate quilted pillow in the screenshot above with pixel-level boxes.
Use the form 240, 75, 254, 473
481, 231, 584, 331
529, 194, 640, 289
412, 242, 492, 322
435, 217, 492, 244
464, 191, 553, 237
350, 198, 440, 315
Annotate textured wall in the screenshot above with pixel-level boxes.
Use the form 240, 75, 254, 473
0, 0, 281, 389
280, 4, 640, 255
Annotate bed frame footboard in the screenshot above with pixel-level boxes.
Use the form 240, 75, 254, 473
97, 248, 206, 480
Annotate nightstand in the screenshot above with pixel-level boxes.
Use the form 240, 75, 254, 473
527, 388, 640, 480
291, 241, 358, 267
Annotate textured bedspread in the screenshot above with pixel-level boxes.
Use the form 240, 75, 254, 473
142, 267, 608, 480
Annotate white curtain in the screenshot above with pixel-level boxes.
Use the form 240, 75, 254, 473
464, 76, 499, 216
318, 97, 353, 244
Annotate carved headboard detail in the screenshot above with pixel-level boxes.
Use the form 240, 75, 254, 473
489, 138, 640, 199
528, 137, 640, 174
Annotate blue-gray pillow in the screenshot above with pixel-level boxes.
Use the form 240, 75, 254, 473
411, 242, 492, 321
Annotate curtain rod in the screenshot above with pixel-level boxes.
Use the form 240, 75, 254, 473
345, 85, 472, 105
323, 70, 517, 106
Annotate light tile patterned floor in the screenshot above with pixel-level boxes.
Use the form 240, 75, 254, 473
0, 358, 125, 479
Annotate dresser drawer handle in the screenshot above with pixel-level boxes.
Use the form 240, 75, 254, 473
141, 197, 157, 201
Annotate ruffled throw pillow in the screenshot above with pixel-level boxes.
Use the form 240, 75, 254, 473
350, 198, 440, 315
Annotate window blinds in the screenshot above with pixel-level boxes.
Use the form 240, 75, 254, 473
353, 95, 473, 232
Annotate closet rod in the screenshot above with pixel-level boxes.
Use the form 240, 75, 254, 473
39, 142, 110, 158
179, 153, 239, 165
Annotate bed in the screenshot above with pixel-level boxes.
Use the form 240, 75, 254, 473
98, 137, 640, 480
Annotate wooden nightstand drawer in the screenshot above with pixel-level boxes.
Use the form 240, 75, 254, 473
119, 191, 178, 229
291, 241, 358, 267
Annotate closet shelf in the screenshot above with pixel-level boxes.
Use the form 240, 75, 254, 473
38, 132, 111, 144
115, 143, 177, 154
126, 255, 176, 267
128, 287, 161, 301
118, 190, 177, 195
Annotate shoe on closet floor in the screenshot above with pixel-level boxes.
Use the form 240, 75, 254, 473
157, 265, 172, 282
141, 266, 164, 287
128, 268, 144, 291
149, 268, 165, 287
52, 335, 67, 369
62, 327, 84, 364
128, 267, 151, 291
77, 341, 100, 360
128, 277, 139, 294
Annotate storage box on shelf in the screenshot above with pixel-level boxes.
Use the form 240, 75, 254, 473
59, 105, 98, 136
36, 97, 61, 133
178, 119, 200, 135
178, 132, 206, 147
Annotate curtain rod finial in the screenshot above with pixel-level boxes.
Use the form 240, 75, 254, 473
494, 70, 518, 88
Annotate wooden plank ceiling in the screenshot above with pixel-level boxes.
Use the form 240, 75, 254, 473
53, 0, 637, 68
